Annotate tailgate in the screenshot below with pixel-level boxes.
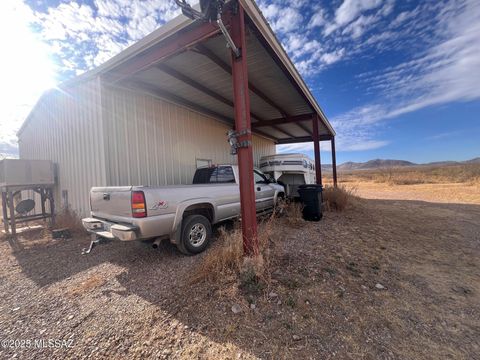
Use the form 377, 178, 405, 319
90, 186, 132, 218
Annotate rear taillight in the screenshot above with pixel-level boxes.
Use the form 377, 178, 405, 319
132, 191, 147, 218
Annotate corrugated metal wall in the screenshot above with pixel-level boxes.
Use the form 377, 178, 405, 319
18, 78, 107, 216
101, 84, 275, 186
18, 79, 275, 216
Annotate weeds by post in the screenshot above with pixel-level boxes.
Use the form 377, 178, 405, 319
323, 185, 357, 211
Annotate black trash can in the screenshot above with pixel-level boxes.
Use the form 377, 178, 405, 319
298, 184, 323, 221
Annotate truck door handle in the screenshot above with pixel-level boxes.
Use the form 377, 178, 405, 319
256, 187, 261, 191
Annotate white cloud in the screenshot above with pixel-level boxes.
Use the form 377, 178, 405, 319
391, 10, 416, 27
358, 0, 480, 116
276, 138, 388, 154
259, 0, 400, 76
260, 3, 303, 33
321, 48, 345, 65
324, 0, 383, 35
276, 141, 332, 154
308, 8, 326, 29
342, 14, 377, 39
335, 0, 382, 26
32, 0, 180, 75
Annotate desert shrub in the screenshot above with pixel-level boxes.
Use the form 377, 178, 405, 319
323, 185, 356, 211
193, 213, 278, 284
390, 176, 426, 185
272, 198, 304, 227
193, 226, 243, 283
283, 201, 304, 227
54, 209, 86, 235
366, 164, 480, 185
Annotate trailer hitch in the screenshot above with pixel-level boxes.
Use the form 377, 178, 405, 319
81, 235, 111, 255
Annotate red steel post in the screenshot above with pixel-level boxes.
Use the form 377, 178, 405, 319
312, 115, 323, 186
231, 5, 258, 255
331, 136, 338, 187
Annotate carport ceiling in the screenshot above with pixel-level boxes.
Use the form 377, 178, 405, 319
97, 1, 334, 144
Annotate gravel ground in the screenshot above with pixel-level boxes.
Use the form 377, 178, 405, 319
0, 196, 479, 359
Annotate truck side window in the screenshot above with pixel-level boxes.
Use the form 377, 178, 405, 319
254, 170, 267, 184
193, 168, 216, 184
216, 167, 235, 183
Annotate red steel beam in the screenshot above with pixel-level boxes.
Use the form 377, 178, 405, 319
270, 125, 296, 138
107, 20, 227, 83
276, 134, 332, 144
296, 122, 313, 136
312, 116, 323, 186
193, 44, 290, 118
231, 5, 258, 256
251, 113, 315, 128
123, 80, 233, 123
192, 44, 309, 139
156, 63, 265, 122
331, 136, 338, 187
157, 63, 234, 107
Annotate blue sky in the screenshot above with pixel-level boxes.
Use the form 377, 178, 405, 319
0, 0, 479, 164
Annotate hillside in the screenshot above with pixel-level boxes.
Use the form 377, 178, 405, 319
465, 157, 480, 164
337, 159, 416, 171
318, 157, 480, 172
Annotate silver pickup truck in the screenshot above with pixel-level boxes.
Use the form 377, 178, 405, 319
82, 165, 284, 255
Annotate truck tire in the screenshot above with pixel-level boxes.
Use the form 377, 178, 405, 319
179, 215, 212, 255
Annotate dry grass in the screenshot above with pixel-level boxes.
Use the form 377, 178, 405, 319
193, 226, 243, 283
280, 200, 305, 227
54, 209, 86, 235
193, 212, 279, 284
323, 185, 357, 211
320, 163, 480, 205
337, 163, 480, 186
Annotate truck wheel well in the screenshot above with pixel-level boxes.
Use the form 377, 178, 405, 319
183, 204, 214, 223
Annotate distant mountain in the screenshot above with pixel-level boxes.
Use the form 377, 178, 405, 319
319, 157, 479, 171
464, 157, 480, 164
423, 160, 458, 166
322, 157, 480, 171
337, 159, 416, 171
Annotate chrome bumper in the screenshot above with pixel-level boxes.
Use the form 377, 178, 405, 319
82, 218, 138, 241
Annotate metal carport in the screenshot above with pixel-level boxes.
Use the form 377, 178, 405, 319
72, 0, 337, 255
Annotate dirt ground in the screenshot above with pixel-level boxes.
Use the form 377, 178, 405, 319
342, 180, 480, 205
0, 182, 479, 359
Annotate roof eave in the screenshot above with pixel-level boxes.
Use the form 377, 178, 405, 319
240, 0, 336, 136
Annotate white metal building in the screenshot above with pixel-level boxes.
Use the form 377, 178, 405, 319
17, 0, 336, 217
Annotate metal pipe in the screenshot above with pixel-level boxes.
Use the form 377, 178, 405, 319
312, 116, 322, 186
217, 18, 240, 58
331, 136, 338, 187
152, 238, 162, 249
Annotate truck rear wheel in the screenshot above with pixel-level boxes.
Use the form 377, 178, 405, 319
179, 215, 212, 255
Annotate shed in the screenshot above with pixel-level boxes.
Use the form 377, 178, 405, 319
17, 0, 337, 253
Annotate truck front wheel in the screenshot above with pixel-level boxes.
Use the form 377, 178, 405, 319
179, 215, 212, 255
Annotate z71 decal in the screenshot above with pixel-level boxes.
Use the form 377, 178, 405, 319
150, 200, 168, 210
